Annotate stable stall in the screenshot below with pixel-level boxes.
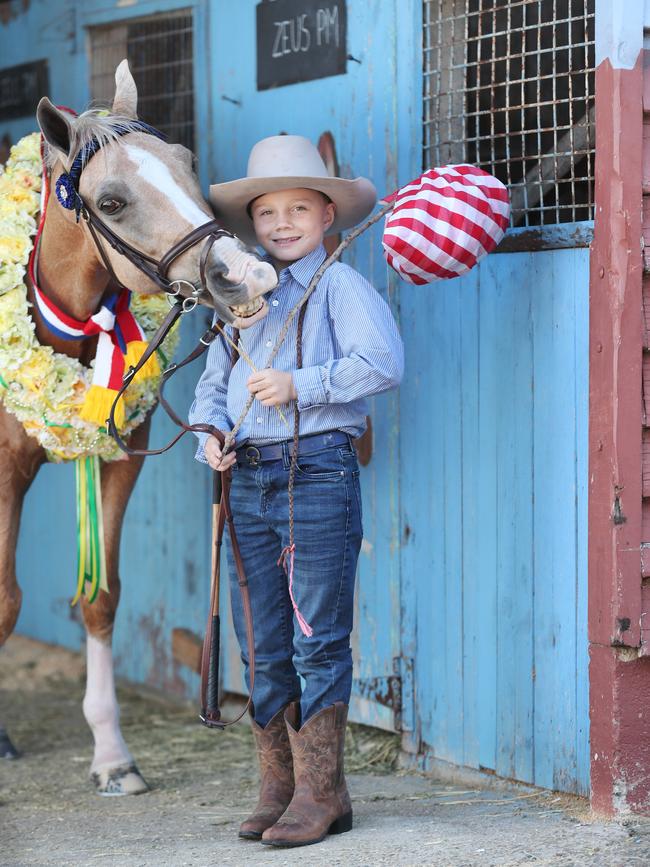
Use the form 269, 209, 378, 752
2, 0, 647, 815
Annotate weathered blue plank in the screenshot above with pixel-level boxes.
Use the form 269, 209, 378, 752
459, 272, 481, 769
490, 251, 534, 784
415, 283, 449, 756
441, 287, 465, 762
532, 250, 583, 792
394, 0, 425, 753
475, 265, 499, 773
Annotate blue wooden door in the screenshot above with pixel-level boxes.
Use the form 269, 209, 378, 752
398, 240, 590, 794
396, 0, 593, 795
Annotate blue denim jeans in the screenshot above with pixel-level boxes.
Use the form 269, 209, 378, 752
225, 436, 362, 728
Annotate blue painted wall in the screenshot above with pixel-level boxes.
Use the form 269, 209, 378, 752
2, 0, 589, 794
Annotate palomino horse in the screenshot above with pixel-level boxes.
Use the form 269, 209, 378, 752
0, 62, 275, 794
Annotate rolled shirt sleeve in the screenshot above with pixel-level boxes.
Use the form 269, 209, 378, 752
188, 325, 233, 463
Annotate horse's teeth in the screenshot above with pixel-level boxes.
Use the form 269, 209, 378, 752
231, 299, 264, 318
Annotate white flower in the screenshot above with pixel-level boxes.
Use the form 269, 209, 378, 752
0, 133, 180, 462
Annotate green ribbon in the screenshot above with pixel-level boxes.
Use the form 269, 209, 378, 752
72, 456, 108, 605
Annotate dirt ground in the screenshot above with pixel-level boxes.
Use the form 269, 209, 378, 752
1, 635, 649, 867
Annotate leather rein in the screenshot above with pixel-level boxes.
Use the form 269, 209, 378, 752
107, 307, 255, 728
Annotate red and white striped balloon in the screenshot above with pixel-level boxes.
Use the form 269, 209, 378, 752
382, 166, 510, 285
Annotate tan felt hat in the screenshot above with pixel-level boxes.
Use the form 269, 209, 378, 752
209, 135, 377, 246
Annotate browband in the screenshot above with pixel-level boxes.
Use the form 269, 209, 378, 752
54, 120, 166, 221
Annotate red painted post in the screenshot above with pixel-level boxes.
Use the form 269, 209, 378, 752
589, 46, 650, 814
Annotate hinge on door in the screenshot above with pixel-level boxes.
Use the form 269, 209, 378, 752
394, 655, 418, 753
352, 671, 402, 731
351, 656, 416, 738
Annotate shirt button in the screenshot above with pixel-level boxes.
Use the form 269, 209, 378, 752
265, 340, 272, 348
272, 299, 279, 307
256, 417, 263, 424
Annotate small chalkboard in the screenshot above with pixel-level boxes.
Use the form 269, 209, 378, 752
257, 0, 347, 91
0, 60, 49, 121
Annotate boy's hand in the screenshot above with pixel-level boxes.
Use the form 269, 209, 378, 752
204, 432, 237, 471
247, 369, 297, 407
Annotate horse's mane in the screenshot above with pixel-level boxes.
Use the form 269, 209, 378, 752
44, 108, 145, 170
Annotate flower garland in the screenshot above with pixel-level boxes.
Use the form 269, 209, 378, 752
0, 133, 180, 463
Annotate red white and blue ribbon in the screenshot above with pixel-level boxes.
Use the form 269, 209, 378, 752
27, 132, 159, 430
30, 282, 157, 428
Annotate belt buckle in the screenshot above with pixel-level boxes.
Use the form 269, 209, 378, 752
245, 445, 261, 467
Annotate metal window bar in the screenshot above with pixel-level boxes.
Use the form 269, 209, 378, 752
89, 10, 195, 152
423, 0, 595, 228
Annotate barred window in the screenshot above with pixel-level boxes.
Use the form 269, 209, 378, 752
423, 0, 595, 229
89, 10, 195, 151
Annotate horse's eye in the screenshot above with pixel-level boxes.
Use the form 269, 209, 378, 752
99, 198, 124, 215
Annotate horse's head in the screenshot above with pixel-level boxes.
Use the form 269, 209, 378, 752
36, 61, 275, 328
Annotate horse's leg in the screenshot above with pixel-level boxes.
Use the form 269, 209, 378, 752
80, 417, 151, 796
0, 412, 46, 758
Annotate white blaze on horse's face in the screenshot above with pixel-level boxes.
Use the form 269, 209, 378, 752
77, 133, 275, 327
125, 144, 211, 226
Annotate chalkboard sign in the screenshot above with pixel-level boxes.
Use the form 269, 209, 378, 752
0, 60, 49, 121
256, 0, 347, 91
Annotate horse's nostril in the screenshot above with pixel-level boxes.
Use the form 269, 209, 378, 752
206, 265, 228, 286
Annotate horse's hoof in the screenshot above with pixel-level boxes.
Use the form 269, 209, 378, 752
0, 727, 20, 759
90, 762, 149, 796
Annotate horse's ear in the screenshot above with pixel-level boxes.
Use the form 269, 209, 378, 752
37, 97, 74, 162
112, 59, 138, 118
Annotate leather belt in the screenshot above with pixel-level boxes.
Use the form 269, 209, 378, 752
236, 430, 351, 467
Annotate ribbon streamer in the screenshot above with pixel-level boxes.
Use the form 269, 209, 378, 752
71, 456, 108, 605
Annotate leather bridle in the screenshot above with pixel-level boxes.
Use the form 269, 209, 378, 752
82, 206, 234, 307
53, 118, 235, 308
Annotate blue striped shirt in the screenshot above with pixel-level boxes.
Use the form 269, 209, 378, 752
189, 244, 403, 461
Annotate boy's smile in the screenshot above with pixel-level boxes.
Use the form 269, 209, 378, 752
250, 187, 335, 266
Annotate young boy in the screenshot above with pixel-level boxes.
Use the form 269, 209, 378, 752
189, 135, 403, 848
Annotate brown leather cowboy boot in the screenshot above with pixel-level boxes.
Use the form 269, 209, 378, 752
238, 702, 297, 840
262, 702, 352, 847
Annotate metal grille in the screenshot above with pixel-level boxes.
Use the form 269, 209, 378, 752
89, 10, 194, 151
423, 0, 595, 228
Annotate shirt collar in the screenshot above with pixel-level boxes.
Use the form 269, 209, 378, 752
276, 244, 327, 289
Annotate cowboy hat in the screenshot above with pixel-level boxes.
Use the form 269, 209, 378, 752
209, 135, 377, 246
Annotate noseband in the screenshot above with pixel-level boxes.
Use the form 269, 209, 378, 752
54, 119, 234, 307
